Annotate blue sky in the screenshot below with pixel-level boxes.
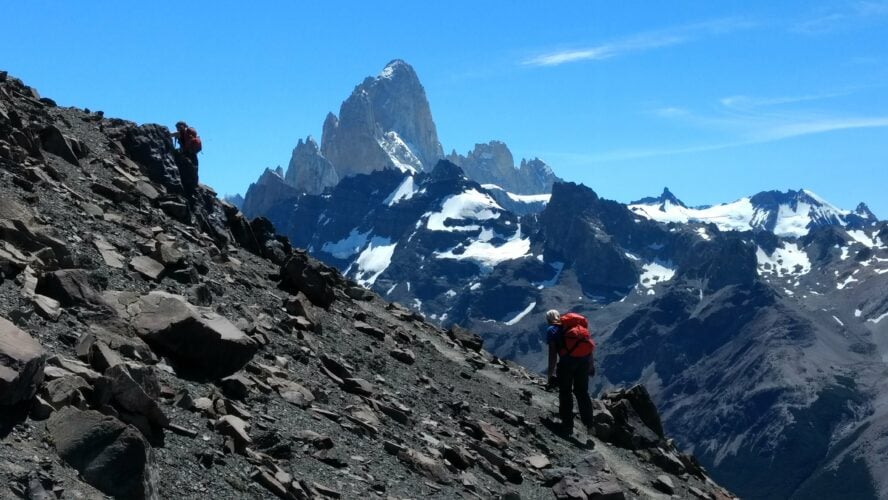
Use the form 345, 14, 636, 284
3, 1, 887, 215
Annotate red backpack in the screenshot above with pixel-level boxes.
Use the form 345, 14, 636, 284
559, 312, 595, 357
181, 127, 202, 154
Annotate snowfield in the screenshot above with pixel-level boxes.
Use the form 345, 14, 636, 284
352, 238, 397, 286
426, 189, 503, 232
629, 189, 853, 237
384, 175, 418, 206
321, 228, 371, 259
639, 260, 677, 288
756, 243, 812, 277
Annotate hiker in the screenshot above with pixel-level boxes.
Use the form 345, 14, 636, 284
171, 121, 201, 193
545, 309, 595, 435
171, 121, 202, 166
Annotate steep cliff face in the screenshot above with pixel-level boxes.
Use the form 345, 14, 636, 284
321, 59, 443, 178
283, 136, 338, 195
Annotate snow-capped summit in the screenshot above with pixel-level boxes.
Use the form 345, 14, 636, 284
629, 188, 877, 237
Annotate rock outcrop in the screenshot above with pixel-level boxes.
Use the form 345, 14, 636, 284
283, 136, 338, 195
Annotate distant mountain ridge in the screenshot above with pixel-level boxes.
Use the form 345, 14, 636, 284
629, 187, 879, 237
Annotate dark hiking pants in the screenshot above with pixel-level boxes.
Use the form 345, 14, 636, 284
557, 355, 594, 431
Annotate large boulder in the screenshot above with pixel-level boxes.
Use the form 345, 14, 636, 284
39, 125, 79, 166
603, 385, 664, 438
122, 124, 183, 193
279, 251, 337, 308
35, 269, 103, 308
0, 316, 45, 406
93, 364, 168, 440
47, 407, 158, 499
447, 325, 484, 352
104, 291, 258, 378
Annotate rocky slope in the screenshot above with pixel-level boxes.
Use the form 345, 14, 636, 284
0, 72, 736, 499
249, 155, 888, 499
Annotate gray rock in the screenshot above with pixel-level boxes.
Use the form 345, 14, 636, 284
35, 269, 102, 308
130, 256, 165, 281
653, 474, 675, 494
122, 124, 183, 193
279, 252, 336, 308
448, 325, 484, 352
44, 375, 89, 409
105, 291, 258, 378
47, 407, 158, 499
32, 294, 61, 320
354, 320, 386, 340
0, 316, 45, 406
39, 125, 79, 165
389, 348, 416, 365
94, 364, 169, 438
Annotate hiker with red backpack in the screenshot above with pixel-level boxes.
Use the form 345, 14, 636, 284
172, 121, 202, 166
171, 121, 202, 193
545, 309, 596, 436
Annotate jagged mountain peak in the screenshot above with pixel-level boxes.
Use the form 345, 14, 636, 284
378, 58, 415, 80
630, 187, 687, 209
446, 141, 561, 194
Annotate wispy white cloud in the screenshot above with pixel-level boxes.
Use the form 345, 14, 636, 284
718, 91, 851, 110
522, 18, 755, 67
793, 1, 888, 34
565, 91, 888, 162
755, 116, 888, 141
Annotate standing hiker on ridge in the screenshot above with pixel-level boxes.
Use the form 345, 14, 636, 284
172, 121, 202, 166
545, 309, 596, 436
171, 121, 202, 193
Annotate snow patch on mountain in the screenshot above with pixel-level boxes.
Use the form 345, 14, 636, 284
378, 131, 422, 173
321, 229, 371, 259
629, 198, 756, 232
837, 271, 860, 290
639, 260, 677, 288
384, 175, 417, 206
504, 302, 537, 326
426, 189, 502, 232
481, 184, 551, 204
756, 243, 812, 277
435, 225, 530, 269
352, 237, 397, 286
629, 189, 864, 237
848, 230, 877, 248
